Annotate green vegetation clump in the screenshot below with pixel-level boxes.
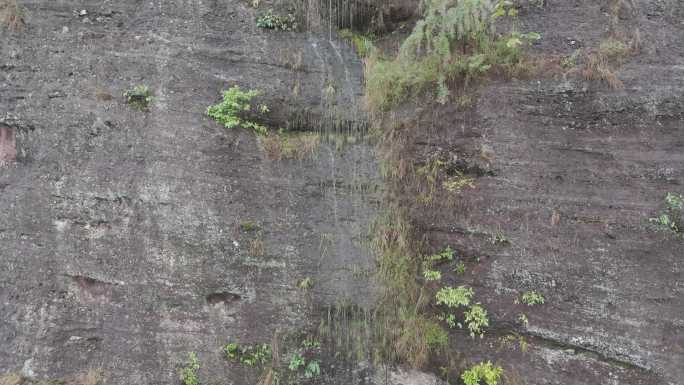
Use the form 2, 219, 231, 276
464, 303, 489, 338
428, 246, 455, 262
650, 192, 683, 235
423, 269, 442, 281
287, 339, 321, 379
519, 290, 545, 306
124, 85, 153, 111
436, 286, 490, 337
436, 286, 473, 308
364, 0, 540, 111
461, 361, 503, 385
288, 353, 305, 371
224, 341, 272, 366
303, 361, 320, 378
256, 10, 298, 31
207, 86, 270, 134
180, 352, 200, 385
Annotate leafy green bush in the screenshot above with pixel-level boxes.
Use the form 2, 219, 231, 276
256, 10, 298, 31
436, 286, 473, 308
461, 361, 503, 385
124, 85, 153, 111
180, 352, 200, 385
207, 86, 269, 134
464, 303, 489, 338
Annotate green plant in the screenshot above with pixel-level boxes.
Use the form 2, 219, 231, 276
207, 86, 269, 134
256, 10, 298, 31
288, 353, 305, 371
435, 286, 473, 308
225, 342, 239, 360
650, 192, 683, 235
224, 342, 272, 366
124, 85, 153, 111
454, 261, 466, 274
461, 361, 503, 385
428, 246, 455, 262
180, 352, 200, 385
519, 291, 545, 306
304, 360, 320, 378
666, 192, 684, 210
464, 304, 489, 338
364, 0, 540, 111
423, 269, 442, 281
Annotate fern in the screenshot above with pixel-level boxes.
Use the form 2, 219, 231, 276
365, 0, 540, 110
400, 0, 495, 60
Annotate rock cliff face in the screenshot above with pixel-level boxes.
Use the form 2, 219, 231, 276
1, 1, 682, 385
1, 1, 377, 383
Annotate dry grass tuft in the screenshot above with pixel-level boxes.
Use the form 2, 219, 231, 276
0, 369, 102, 385
0, 0, 24, 31
248, 237, 265, 257
0, 373, 22, 385
279, 49, 304, 72
73, 369, 102, 385
582, 52, 624, 89
259, 132, 320, 161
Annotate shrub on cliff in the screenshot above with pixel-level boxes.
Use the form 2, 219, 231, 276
207, 86, 270, 135
364, 0, 540, 111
